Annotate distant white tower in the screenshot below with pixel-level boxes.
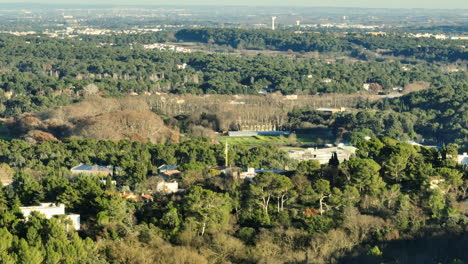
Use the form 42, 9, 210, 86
271, 16, 277, 30
296, 20, 301, 26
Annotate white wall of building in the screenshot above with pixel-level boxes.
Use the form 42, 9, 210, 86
157, 181, 179, 194
459, 153, 468, 165
20, 203, 80, 230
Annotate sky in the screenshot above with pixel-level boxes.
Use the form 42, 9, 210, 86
1, 0, 467, 9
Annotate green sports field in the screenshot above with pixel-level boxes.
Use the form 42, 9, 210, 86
218, 128, 334, 148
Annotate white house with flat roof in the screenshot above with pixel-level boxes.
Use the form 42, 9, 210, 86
20, 203, 80, 230
288, 146, 355, 164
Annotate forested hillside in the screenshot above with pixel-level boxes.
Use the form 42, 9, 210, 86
0, 21, 466, 264
384, 82, 467, 149
0, 137, 466, 263
327, 81, 468, 150
175, 28, 351, 52
87, 28, 468, 63
0, 33, 465, 119
7, 84, 466, 152
175, 28, 468, 62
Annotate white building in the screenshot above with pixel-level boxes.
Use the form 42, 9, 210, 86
176, 63, 188, 70
239, 168, 288, 181
157, 180, 179, 194
449, 36, 468, 40
20, 203, 80, 230
239, 168, 256, 181
458, 153, 468, 166
288, 146, 355, 164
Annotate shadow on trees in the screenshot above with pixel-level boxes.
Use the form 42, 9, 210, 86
337, 229, 468, 264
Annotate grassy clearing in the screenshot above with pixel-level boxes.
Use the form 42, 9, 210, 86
219, 135, 290, 146
218, 128, 335, 148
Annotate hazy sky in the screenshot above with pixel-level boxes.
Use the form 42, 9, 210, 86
2, 0, 468, 9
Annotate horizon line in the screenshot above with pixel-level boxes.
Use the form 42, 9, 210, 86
0, 3, 467, 11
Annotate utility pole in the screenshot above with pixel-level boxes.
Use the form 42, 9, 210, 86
224, 141, 229, 167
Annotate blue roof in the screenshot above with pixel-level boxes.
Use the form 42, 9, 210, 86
158, 165, 178, 171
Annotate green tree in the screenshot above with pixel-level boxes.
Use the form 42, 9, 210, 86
295, 160, 321, 179
329, 185, 360, 209
250, 172, 295, 216
339, 158, 385, 195
436, 167, 463, 193
183, 186, 232, 236
16, 238, 44, 264
269, 174, 295, 213
428, 190, 446, 220
160, 206, 181, 237
12, 171, 44, 206
0, 228, 13, 255
313, 179, 331, 215
381, 143, 417, 183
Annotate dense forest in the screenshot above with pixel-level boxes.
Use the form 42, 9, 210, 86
0, 19, 467, 264
0, 137, 466, 263
175, 28, 351, 53
0, 33, 465, 118
325, 81, 468, 150
0, 31, 465, 151
347, 34, 468, 63
174, 28, 468, 62
84, 28, 468, 63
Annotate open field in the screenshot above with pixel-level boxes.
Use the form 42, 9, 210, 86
169, 41, 359, 61
218, 128, 334, 148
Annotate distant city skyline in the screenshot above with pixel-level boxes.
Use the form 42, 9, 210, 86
1, 0, 467, 9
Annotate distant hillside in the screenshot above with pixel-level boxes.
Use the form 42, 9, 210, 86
72, 109, 179, 143
384, 83, 467, 149
8, 96, 179, 144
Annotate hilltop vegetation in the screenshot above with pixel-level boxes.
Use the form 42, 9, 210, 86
350, 82, 467, 147
0, 137, 466, 263
0, 31, 465, 150
5, 93, 362, 143
0, 31, 465, 149
174, 28, 468, 62
383, 82, 467, 149
0, 33, 465, 118
5, 80, 467, 151
86, 28, 468, 63
8, 96, 179, 144
0, 22, 466, 264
